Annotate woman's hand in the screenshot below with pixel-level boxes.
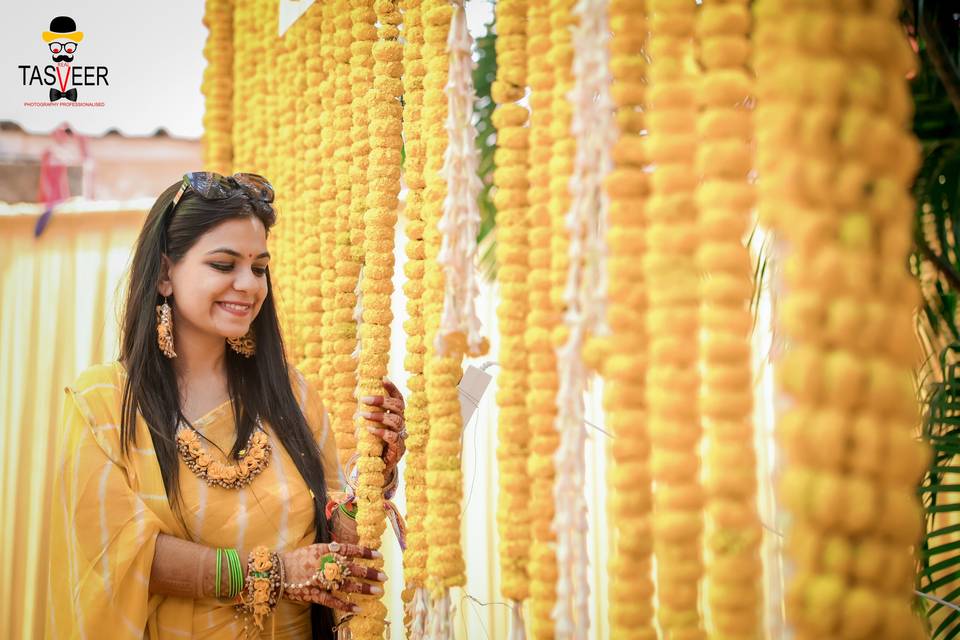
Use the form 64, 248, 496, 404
280, 542, 386, 613
360, 378, 407, 471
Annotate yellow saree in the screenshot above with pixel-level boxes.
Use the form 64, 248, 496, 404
47, 360, 345, 639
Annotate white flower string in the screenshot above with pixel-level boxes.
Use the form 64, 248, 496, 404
435, 0, 485, 357
552, 0, 615, 637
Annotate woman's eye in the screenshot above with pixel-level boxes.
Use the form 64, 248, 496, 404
211, 263, 267, 277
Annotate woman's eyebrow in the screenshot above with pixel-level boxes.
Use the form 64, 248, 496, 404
205, 247, 271, 259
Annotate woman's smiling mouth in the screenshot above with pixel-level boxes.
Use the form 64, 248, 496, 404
217, 301, 252, 316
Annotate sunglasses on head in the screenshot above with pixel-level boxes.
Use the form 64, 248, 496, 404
169, 171, 275, 213
161, 172, 275, 253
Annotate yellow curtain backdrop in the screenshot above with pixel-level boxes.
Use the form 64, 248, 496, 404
0, 201, 147, 640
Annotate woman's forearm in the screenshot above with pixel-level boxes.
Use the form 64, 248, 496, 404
149, 533, 240, 599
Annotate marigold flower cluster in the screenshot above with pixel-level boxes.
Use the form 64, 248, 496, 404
755, 1, 929, 637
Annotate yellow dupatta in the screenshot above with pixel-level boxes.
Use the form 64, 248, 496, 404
47, 361, 344, 639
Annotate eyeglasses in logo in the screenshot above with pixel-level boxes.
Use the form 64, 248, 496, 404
18, 16, 109, 107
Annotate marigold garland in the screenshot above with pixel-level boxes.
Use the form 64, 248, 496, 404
525, 1, 560, 636
491, 0, 532, 614
548, 0, 576, 319
296, 16, 313, 367
286, 13, 309, 368
349, 0, 375, 261
230, 0, 246, 170
421, 0, 466, 622
331, 0, 359, 468
603, 1, 656, 637
349, 4, 402, 637
755, 1, 929, 638
256, 0, 283, 299
645, 0, 705, 636
694, 1, 762, 637
399, 0, 432, 633
319, 0, 340, 407
200, 0, 233, 176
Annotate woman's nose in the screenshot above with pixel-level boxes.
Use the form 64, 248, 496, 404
234, 267, 260, 291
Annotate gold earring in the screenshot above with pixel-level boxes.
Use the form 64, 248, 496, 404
227, 327, 256, 358
156, 295, 177, 358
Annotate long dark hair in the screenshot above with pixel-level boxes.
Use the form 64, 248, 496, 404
118, 180, 335, 639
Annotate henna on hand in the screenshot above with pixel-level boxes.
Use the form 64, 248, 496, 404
279, 542, 385, 612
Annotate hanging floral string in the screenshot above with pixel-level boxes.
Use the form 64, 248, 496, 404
399, 0, 433, 635
259, 0, 285, 303
602, 2, 655, 638
296, 5, 326, 385
551, 0, 614, 636
200, 0, 234, 176
434, 1, 487, 359
548, 0, 576, 317
421, 0, 464, 636
490, 0, 532, 634
350, 1, 403, 634
286, 13, 308, 367
524, 0, 560, 636
694, 2, 762, 637
298, 13, 318, 370
319, 0, 339, 408
330, 0, 359, 468
645, 0, 705, 636
755, 1, 929, 637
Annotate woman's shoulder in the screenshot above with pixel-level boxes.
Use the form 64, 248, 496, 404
65, 360, 123, 395
61, 361, 127, 463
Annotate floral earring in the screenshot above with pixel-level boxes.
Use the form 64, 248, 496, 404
227, 327, 256, 358
156, 295, 177, 358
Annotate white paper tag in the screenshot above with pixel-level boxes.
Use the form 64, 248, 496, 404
458, 364, 492, 427
278, 0, 316, 36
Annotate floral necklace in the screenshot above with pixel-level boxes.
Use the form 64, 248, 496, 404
175, 414, 271, 490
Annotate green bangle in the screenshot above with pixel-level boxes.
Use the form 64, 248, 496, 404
225, 548, 243, 598
215, 548, 222, 599
233, 549, 243, 598
233, 549, 244, 598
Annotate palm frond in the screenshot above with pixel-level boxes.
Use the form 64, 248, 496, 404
918, 346, 960, 639
910, 4, 960, 635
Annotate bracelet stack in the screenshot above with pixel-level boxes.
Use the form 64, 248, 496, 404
215, 548, 244, 600
234, 546, 284, 631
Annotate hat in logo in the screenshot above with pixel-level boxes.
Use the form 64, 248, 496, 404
42, 16, 84, 43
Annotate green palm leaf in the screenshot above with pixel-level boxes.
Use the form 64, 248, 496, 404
911, 3, 960, 631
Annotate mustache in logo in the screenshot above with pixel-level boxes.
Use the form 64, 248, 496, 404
52, 55, 74, 63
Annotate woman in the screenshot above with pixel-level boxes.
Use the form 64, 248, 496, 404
47, 172, 407, 639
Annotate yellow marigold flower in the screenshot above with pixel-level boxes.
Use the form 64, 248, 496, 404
755, 1, 927, 637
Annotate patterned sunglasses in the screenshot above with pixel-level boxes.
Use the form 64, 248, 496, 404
161, 172, 275, 254
169, 171, 274, 213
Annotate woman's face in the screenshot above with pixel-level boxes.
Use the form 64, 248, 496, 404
159, 216, 270, 340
